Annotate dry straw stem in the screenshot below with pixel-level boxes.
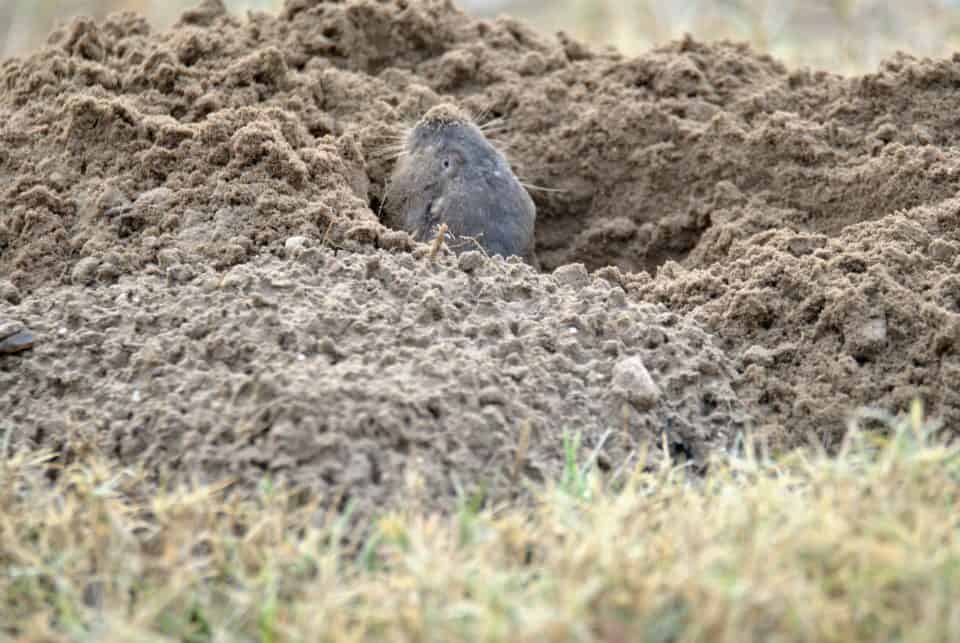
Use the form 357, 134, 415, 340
511, 420, 533, 486
428, 222, 448, 262
2, 401, 960, 641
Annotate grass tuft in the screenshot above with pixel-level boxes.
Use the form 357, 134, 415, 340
2, 403, 960, 640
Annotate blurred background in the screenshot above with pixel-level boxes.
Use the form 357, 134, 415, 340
3, 0, 960, 73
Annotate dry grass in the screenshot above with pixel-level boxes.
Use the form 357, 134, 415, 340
511, 0, 960, 74
2, 401, 959, 641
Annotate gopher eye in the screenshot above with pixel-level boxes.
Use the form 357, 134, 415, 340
441, 150, 463, 171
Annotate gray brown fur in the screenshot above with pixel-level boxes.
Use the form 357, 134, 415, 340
387, 104, 537, 265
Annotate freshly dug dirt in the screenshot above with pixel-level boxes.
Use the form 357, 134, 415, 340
4, 248, 746, 518
1, 0, 959, 511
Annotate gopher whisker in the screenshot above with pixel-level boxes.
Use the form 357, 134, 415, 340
478, 117, 506, 131
520, 181, 566, 194
369, 146, 408, 161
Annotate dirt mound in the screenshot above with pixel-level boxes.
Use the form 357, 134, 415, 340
2, 247, 748, 519
1, 0, 959, 508
8, 0, 957, 292
630, 198, 960, 448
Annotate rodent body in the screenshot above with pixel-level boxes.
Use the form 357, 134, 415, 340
387, 104, 537, 265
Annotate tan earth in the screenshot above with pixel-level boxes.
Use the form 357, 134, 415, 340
1, 0, 959, 519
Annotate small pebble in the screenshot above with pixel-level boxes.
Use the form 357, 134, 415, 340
611, 355, 661, 410
365, 254, 381, 277
157, 248, 182, 268
458, 251, 484, 273
200, 276, 221, 292
96, 262, 120, 281
741, 345, 774, 367
71, 257, 100, 284
167, 264, 195, 283
845, 316, 887, 358
553, 263, 590, 290
296, 247, 325, 268
285, 236, 308, 258
220, 270, 251, 290
0, 281, 21, 304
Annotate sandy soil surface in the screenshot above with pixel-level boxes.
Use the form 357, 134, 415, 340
2, 0, 958, 514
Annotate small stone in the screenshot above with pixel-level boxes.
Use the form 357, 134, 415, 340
558, 337, 582, 360
220, 269, 251, 290
271, 454, 296, 470
741, 345, 774, 367
365, 254, 381, 277
594, 265, 624, 286
478, 387, 507, 406
0, 281, 20, 305
696, 358, 721, 376
250, 293, 275, 308
200, 276, 221, 292
930, 239, 957, 263
296, 247, 325, 268
134, 186, 173, 207
71, 257, 100, 284
0, 320, 24, 340
284, 236, 308, 258
457, 250, 484, 273
611, 355, 661, 410
157, 248, 182, 268
420, 290, 443, 319
845, 316, 887, 358
167, 264, 195, 283
96, 262, 119, 281
96, 186, 130, 214
0, 330, 34, 354
228, 234, 254, 252
553, 263, 590, 290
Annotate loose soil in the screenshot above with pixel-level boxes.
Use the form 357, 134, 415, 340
1, 0, 958, 514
